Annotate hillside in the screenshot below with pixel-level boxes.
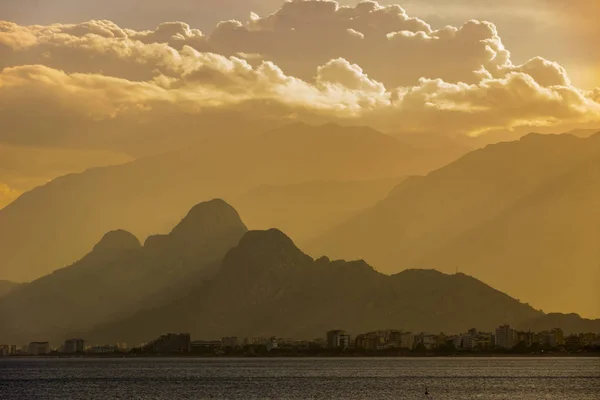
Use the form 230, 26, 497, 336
0, 199, 247, 343
310, 132, 600, 318
0, 123, 470, 282
86, 229, 544, 345
0, 280, 20, 298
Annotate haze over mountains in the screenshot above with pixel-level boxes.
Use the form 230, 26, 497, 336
311, 131, 600, 318
1, 199, 597, 345
88, 228, 546, 344
229, 178, 403, 241
0, 123, 470, 282
0, 199, 247, 344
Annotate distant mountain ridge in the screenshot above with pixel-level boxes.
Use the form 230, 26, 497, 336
1, 200, 596, 345
0, 199, 247, 344
87, 225, 598, 345
0, 123, 471, 282
310, 132, 600, 318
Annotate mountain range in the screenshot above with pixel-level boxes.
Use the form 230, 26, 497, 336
0, 199, 247, 344
1, 200, 597, 345
310, 132, 600, 318
0, 123, 470, 282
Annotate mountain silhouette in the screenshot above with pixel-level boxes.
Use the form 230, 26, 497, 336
85, 229, 549, 345
0, 280, 20, 298
310, 132, 600, 318
518, 313, 600, 333
0, 199, 247, 343
0, 123, 470, 282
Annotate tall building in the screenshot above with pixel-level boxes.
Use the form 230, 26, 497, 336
539, 328, 564, 348
28, 342, 51, 355
552, 328, 565, 346
495, 325, 516, 349
145, 333, 191, 353
64, 338, 86, 354
326, 330, 351, 350
399, 332, 415, 350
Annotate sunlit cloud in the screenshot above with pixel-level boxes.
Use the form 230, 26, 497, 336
0, 0, 599, 152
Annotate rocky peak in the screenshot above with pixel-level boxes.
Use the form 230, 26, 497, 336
221, 229, 313, 274
169, 199, 247, 243
92, 230, 141, 255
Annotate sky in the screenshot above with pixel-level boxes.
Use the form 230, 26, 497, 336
0, 0, 599, 206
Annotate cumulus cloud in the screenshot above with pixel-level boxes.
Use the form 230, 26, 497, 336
0, 0, 598, 152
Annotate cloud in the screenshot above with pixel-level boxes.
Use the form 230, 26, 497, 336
0, 0, 599, 152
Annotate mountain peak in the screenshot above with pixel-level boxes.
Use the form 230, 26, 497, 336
238, 228, 296, 247
169, 199, 247, 242
92, 230, 141, 255
222, 229, 313, 274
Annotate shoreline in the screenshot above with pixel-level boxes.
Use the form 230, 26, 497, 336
4, 353, 599, 359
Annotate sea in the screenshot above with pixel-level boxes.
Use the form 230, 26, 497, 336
0, 357, 598, 399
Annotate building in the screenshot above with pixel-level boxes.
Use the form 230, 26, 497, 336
452, 334, 473, 350
28, 342, 51, 355
221, 337, 240, 349
495, 325, 516, 349
539, 328, 564, 348
64, 338, 86, 354
471, 332, 494, 350
552, 328, 565, 346
580, 333, 599, 347
266, 338, 279, 352
515, 331, 538, 347
0, 345, 12, 356
326, 330, 351, 350
145, 333, 191, 353
355, 333, 379, 351
414, 333, 439, 350
564, 334, 582, 349
399, 332, 415, 349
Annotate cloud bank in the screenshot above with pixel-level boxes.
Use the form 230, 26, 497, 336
0, 0, 599, 152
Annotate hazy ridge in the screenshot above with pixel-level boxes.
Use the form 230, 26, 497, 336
0, 123, 470, 282
1, 200, 597, 345
310, 132, 600, 318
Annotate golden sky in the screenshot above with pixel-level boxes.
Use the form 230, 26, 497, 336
0, 0, 599, 204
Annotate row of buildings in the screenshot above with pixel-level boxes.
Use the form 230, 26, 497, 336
0, 339, 129, 356
326, 325, 600, 352
3, 325, 599, 356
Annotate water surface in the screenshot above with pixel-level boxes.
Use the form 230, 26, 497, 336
1, 357, 598, 399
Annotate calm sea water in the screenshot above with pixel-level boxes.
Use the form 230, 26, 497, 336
0, 357, 598, 399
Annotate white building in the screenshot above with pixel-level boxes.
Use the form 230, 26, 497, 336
495, 325, 516, 349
